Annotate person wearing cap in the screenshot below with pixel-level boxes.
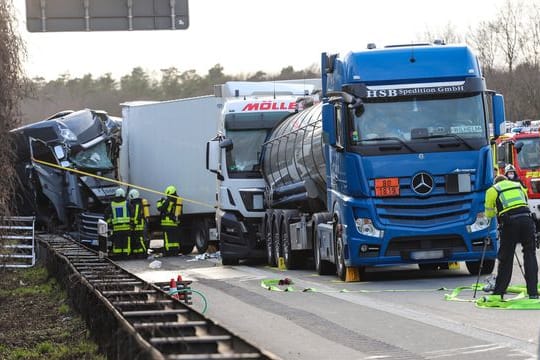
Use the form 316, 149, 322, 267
104, 187, 131, 257
504, 164, 525, 187
484, 175, 538, 299
156, 185, 183, 256
128, 189, 150, 258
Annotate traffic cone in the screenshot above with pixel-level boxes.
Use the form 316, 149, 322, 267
176, 274, 185, 300
169, 278, 179, 299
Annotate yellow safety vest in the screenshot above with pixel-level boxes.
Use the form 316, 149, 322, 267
485, 180, 528, 218
110, 200, 130, 231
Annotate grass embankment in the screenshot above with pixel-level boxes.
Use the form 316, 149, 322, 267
0, 265, 104, 360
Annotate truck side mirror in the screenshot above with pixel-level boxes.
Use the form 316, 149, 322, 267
492, 94, 505, 138
322, 103, 336, 146
206, 139, 221, 173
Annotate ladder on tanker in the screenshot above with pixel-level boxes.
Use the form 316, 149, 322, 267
0, 216, 36, 268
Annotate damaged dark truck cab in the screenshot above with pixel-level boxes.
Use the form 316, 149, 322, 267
11, 109, 121, 246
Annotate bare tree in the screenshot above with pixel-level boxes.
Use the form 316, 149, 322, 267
467, 21, 499, 75
493, 0, 525, 73
0, 0, 25, 220
421, 22, 463, 45
522, 1, 540, 69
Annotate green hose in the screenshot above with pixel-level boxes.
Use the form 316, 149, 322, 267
168, 288, 208, 314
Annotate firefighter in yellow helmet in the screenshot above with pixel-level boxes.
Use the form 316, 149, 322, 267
484, 175, 538, 299
104, 188, 131, 257
156, 185, 183, 256
128, 189, 150, 258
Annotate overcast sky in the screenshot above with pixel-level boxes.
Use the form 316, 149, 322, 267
15, 0, 508, 80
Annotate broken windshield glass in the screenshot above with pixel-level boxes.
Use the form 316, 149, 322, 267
71, 142, 113, 170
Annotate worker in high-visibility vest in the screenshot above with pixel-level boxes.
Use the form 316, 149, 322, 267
484, 175, 538, 300
156, 185, 183, 256
105, 188, 131, 257
128, 189, 149, 258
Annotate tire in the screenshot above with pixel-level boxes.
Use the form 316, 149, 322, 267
313, 214, 334, 275
179, 244, 194, 255
222, 256, 239, 266
334, 221, 347, 281
273, 214, 282, 265
466, 259, 495, 275
281, 217, 298, 270
265, 215, 276, 267
192, 221, 209, 254
179, 228, 194, 255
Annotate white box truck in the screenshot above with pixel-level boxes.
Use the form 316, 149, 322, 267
120, 96, 219, 254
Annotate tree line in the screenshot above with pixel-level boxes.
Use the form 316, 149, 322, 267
21, 64, 320, 123
16, 0, 540, 125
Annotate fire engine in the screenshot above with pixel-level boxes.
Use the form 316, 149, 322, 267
494, 130, 540, 218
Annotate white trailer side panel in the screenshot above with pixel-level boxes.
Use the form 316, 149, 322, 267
120, 96, 218, 216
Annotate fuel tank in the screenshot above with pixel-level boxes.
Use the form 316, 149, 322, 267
261, 103, 326, 211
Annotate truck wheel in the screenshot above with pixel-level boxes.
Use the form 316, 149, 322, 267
335, 226, 347, 281
313, 214, 334, 275
265, 216, 276, 267
179, 244, 194, 255
273, 216, 282, 266
222, 256, 239, 266
466, 259, 495, 275
192, 221, 209, 254
281, 218, 298, 269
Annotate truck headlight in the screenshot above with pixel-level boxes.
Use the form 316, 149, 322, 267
355, 218, 384, 238
467, 212, 490, 233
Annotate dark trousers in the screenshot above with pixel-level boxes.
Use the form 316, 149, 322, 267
110, 230, 131, 256
162, 225, 181, 256
493, 215, 539, 297
131, 230, 147, 256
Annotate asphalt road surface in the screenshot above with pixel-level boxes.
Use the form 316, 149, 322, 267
117, 246, 540, 360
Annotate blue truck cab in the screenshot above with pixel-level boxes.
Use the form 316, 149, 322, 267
319, 43, 506, 280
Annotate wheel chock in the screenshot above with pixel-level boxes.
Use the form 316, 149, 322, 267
449, 262, 460, 270
278, 257, 286, 270
344, 267, 361, 282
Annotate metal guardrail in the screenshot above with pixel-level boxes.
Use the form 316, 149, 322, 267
0, 216, 36, 268
41, 235, 278, 360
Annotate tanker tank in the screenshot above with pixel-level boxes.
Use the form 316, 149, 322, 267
261, 103, 326, 211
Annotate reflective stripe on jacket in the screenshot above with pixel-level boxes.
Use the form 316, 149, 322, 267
157, 197, 183, 226
484, 179, 528, 218
130, 198, 149, 231
110, 200, 130, 231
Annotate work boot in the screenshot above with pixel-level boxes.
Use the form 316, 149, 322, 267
529, 295, 539, 299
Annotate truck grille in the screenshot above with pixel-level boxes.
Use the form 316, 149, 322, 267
79, 212, 103, 246
371, 173, 475, 227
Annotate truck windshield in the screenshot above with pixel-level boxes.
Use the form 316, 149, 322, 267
517, 138, 540, 169
71, 142, 114, 170
226, 129, 267, 178
350, 93, 487, 153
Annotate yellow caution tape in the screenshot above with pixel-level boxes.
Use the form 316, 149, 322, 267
31, 157, 214, 209
260, 278, 448, 293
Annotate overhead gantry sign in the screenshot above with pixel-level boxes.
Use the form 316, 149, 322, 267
25, 0, 189, 32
